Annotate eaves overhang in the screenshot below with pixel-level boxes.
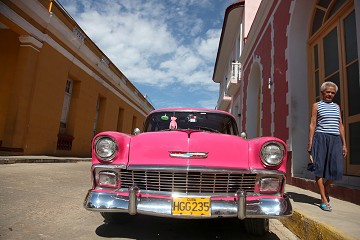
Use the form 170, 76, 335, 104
212, 1, 245, 83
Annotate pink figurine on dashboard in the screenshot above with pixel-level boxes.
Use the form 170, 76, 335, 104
169, 116, 177, 129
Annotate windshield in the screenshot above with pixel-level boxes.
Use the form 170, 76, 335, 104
143, 111, 239, 136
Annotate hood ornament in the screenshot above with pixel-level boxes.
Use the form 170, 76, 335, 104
169, 151, 208, 159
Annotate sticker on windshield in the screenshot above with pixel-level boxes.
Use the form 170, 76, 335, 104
187, 114, 197, 123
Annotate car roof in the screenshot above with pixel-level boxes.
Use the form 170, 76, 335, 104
148, 108, 235, 117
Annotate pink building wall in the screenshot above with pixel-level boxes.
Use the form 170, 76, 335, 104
241, 0, 291, 142
213, 0, 360, 204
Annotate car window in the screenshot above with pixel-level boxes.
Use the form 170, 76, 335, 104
143, 111, 239, 136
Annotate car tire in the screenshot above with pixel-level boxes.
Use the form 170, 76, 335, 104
100, 212, 130, 224
243, 218, 269, 236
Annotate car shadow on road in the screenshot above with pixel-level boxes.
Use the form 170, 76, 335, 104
95, 215, 282, 240
287, 191, 320, 206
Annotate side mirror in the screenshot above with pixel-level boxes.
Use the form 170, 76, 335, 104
133, 128, 141, 135
240, 132, 247, 139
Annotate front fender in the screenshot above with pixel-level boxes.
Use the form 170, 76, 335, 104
92, 131, 131, 165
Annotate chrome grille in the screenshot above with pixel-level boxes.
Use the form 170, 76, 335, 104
119, 169, 256, 193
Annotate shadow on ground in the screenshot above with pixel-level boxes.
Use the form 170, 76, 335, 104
95, 215, 282, 240
287, 191, 320, 206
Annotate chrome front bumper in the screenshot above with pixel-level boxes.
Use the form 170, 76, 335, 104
84, 188, 292, 219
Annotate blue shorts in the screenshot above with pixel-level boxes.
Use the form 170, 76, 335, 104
311, 132, 343, 180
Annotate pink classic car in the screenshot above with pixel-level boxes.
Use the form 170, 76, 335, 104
84, 108, 292, 235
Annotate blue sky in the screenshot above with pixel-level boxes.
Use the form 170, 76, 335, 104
57, 0, 233, 109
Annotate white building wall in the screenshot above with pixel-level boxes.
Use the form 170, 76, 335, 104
287, 0, 312, 177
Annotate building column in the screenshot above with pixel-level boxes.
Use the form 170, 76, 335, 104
3, 35, 42, 150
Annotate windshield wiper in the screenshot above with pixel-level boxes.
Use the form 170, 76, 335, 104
195, 126, 220, 133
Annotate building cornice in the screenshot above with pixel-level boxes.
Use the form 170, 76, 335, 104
19, 35, 43, 51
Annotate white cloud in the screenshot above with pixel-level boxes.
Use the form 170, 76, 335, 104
198, 98, 218, 109
57, 0, 227, 108
196, 29, 221, 61
160, 46, 201, 72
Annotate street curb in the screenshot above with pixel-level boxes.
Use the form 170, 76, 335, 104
279, 210, 356, 240
0, 157, 91, 164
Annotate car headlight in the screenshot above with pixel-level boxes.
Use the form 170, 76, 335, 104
260, 142, 285, 166
94, 136, 117, 161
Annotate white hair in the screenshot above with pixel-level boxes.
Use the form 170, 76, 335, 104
320, 81, 338, 93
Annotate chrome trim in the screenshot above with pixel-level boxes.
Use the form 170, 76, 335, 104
92, 164, 127, 170
115, 188, 252, 197
128, 165, 252, 173
127, 165, 286, 175
91, 165, 287, 195
128, 186, 138, 215
117, 169, 257, 194
91, 164, 286, 176
237, 190, 246, 220
84, 190, 293, 219
250, 169, 286, 175
169, 151, 208, 159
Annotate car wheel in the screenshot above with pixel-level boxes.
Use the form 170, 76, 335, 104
243, 218, 269, 236
100, 212, 129, 224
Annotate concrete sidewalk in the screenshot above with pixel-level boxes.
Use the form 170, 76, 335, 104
1, 156, 359, 239
281, 185, 360, 240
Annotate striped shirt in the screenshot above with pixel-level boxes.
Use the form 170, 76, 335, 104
316, 100, 340, 135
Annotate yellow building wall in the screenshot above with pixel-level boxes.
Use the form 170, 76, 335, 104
19, 42, 148, 156
0, 30, 19, 146
24, 43, 71, 155
0, 2, 152, 157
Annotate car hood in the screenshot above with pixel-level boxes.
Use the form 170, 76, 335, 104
128, 130, 249, 169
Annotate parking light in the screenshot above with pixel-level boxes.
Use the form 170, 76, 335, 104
98, 171, 118, 188
259, 177, 281, 193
